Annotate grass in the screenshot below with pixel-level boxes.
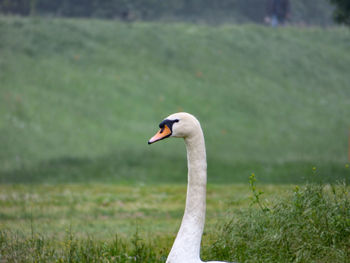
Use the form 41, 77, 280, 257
0, 181, 349, 262
0, 184, 289, 238
0, 183, 285, 261
0, 16, 349, 184
209, 180, 350, 263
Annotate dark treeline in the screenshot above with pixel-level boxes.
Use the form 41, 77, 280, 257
0, 0, 334, 25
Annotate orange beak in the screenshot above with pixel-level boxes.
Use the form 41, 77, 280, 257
148, 125, 172, 144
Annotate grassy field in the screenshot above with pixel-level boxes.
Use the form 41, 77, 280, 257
0, 16, 350, 262
0, 16, 349, 184
0, 183, 295, 243
0, 184, 256, 238
0, 182, 349, 262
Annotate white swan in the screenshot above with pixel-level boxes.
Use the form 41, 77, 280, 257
148, 112, 232, 263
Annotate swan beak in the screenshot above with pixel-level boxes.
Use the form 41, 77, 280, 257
148, 125, 172, 144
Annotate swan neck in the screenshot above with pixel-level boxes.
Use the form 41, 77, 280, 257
167, 130, 207, 263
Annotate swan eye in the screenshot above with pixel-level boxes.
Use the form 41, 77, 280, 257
158, 119, 178, 130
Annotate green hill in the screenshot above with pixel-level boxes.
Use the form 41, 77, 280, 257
0, 16, 349, 184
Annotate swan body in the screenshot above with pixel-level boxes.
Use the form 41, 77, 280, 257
148, 112, 232, 263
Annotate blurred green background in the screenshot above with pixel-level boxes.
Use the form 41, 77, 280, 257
0, 14, 349, 184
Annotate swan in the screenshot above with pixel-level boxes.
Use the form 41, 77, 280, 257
148, 112, 232, 263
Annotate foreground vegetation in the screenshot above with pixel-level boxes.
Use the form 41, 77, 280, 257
0, 181, 349, 262
210, 176, 350, 262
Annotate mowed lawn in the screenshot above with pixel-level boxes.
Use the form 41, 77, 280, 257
0, 184, 292, 239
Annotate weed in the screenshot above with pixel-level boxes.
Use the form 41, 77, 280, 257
249, 173, 269, 212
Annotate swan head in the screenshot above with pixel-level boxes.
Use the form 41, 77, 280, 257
148, 112, 201, 144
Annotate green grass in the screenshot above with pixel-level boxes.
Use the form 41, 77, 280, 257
0, 182, 349, 262
0, 183, 285, 261
210, 180, 350, 263
0, 184, 288, 238
0, 16, 349, 184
